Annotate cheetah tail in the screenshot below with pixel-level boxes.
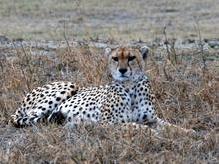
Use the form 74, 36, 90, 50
156, 118, 196, 135
10, 108, 40, 127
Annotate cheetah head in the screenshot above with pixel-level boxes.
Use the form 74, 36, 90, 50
106, 46, 149, 81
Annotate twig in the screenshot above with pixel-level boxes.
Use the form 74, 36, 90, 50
11, 41, 32, 92
194, 20, 208, 73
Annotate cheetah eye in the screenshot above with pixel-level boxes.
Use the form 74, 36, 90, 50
128, 56, 136, 62
112, 57, 118, 62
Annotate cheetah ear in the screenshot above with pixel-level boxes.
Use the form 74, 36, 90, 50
140, 46, 149, 59
104, 47, 112, 56
104, 47, 117, 57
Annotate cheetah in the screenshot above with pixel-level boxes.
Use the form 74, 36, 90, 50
11, 46, 195, 135
48, 46, 158, 126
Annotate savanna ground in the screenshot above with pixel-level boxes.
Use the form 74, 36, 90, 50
0, 0, 219, 163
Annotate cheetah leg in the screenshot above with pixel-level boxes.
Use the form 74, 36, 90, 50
121, 122, 156, 133
99, 120, 158, 135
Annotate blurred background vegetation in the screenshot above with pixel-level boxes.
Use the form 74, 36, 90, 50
0, 0, 219, 41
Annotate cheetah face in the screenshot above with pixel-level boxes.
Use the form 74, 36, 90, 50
106, 46, 149, 81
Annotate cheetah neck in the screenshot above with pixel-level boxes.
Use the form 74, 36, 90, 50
113, 73, 149, 94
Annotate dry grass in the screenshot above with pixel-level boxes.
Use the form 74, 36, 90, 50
0, 40, 218, 163
0, 0, 218, 163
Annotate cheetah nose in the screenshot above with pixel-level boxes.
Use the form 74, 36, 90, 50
119, 68, 127, 74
